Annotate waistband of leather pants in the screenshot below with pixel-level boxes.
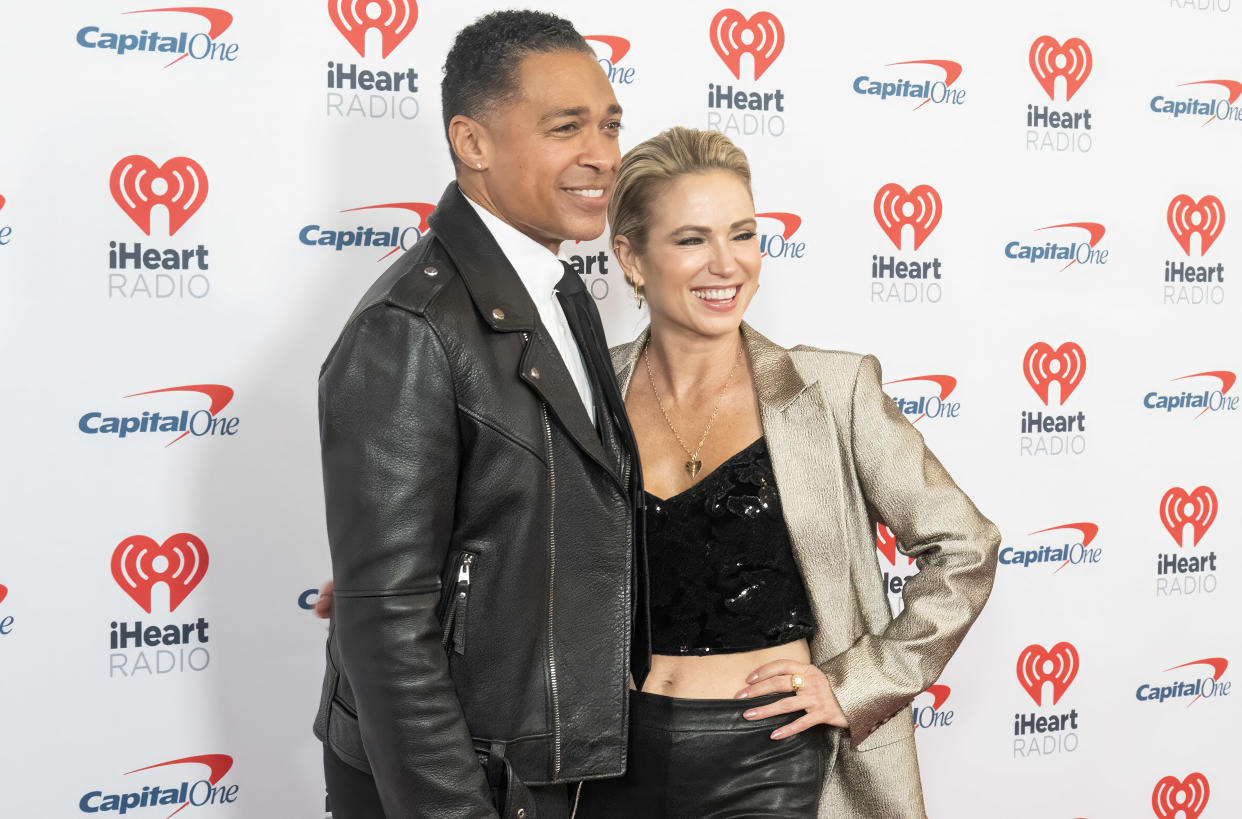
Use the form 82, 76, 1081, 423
628, 689, 790, 731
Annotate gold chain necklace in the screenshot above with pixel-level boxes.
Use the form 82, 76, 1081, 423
643, 339, 743, 479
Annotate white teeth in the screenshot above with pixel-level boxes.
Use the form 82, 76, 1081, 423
693, 286, 738, 301
567, 189, 604, 198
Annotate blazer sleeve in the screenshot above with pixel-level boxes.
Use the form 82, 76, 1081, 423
320, 304, 495, 818
819, 353, 1001, 749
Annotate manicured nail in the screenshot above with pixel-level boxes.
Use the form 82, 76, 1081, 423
743, 710, 756, 719
747, 673, 758, 682
770, 729, 785, 739
734, 690, 748, 699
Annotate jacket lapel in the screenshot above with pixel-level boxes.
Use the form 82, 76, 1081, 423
428, 184, 612, 474
744, 325, 857, 659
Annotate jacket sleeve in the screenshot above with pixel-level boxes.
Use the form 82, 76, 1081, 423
819, 354, 1001, 749
320, 304, 496, 818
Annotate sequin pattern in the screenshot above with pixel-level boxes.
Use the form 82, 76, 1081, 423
646, 438, 817, 655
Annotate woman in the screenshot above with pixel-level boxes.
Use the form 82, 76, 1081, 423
575, 127, 1000, 818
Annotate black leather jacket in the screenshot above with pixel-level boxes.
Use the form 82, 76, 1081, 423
313, 184, 649, 817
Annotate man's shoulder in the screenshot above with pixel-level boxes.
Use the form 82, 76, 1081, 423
347, 231, 463, 322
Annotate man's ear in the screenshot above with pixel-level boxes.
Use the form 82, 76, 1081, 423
613, 235, 645, 290
449, 114, 491, 171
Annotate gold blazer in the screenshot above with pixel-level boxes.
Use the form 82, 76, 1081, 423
612, 323, 1001, 819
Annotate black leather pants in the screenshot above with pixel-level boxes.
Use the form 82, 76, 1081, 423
576, 690, 826, 818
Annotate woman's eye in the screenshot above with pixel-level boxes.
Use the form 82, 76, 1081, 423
553, 123, 579, 134
675, 237, 704, 246
734, 231, 756, 241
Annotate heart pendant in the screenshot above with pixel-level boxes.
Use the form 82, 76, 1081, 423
685, 459, 702, 478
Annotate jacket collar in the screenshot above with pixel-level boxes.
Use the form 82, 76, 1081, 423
613, 321, 812, 410
427, 182, 538, 332
429, 183, 621, 479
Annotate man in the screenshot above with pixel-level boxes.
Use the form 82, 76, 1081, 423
313, 11, 648, 819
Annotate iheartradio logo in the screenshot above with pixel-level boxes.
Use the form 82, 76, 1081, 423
876, 522, 914, 567
328, 0, 417, 59
1023, 341, 1086, 406
1029, 36, 1092, 101
1016, 641, 1079, 706
110, 156, 207, 236
874, 183, 942, 251
1160, 486, 1218, 547
112, 533, 209, 613
0, 583, 7, 605
1152, 773, 1210, 819
710, 9, 784, 80
1168, 195, 1225, 256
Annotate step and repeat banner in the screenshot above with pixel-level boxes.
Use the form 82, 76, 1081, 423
1, 1, 1238, 817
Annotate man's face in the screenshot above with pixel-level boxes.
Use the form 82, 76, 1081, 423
480, 50, 622, 252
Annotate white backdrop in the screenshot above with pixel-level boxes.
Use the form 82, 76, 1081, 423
1, 2, 1239, 817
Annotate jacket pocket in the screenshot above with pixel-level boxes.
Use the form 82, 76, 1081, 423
441, 550, 478, 656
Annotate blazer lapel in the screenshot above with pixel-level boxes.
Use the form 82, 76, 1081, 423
743, 324, 857, 659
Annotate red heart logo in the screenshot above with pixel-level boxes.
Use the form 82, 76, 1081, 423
328, 0, 418, 59
710, 9, 785, 80
1029, 36, 1092, 101
1023, 341, 1086, 406
874, 183, 942, 251
110, 155, 208, 236
1167, 195, 1225, 256
111, 533, 209, 613
1159, 486, 1217, 547
0, 584, 7, 605
1016, 642, 1079, 706
0, 193, 6, 211
875, 523, 914, 567
1152, 773, 1210, 819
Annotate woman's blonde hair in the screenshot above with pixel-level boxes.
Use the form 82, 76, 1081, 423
608, 127, 752, 256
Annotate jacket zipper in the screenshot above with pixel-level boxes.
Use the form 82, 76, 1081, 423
441, 551, 475, 655
540, 402, 563, 780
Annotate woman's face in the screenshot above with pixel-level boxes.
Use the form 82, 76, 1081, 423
619, 170, 761, 340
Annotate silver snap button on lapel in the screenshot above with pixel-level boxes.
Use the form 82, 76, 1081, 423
517, 810, 526, 819
492, 308, 505, 320
530, 367, 540, 379
424, 265, 438, 277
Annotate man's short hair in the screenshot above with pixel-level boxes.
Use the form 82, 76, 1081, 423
441, 10, 594, 165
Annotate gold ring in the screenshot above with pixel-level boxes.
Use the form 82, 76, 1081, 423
790, 674, 804, 694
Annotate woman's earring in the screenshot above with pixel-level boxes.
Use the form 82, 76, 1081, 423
631, 279, 644, 309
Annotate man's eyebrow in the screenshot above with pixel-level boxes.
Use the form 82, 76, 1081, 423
539, 103, 624, 123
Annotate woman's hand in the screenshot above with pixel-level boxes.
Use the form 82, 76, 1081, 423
313, 580, 333, 619
734, 660, 849, 739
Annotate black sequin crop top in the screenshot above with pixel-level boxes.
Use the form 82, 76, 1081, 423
645, 438, 816, 655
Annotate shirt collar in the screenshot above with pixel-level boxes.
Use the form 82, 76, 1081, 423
462, 190, 566, 300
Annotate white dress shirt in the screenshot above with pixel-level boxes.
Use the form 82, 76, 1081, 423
463, 194, 596, 424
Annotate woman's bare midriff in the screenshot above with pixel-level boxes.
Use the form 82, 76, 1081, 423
630, 638, 812, 699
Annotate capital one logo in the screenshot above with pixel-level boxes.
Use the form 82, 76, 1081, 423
79, 754, 235, 817
912, 683, 952, 730
112, 533, 209, 613
755, 211, 804, 259
1168, 195, 1225, 256
110, 156, 208, 236
1160, 486, 1217, 547
1017, 642, 1079, 705
328, 0, 417, 58
885, 374, 958, 423
1029, 36, 1092, 101
1152, 773, 1210, 819
710, 9, 784, 80
1024, 342, 1085, 406
874, 183, 941, 250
